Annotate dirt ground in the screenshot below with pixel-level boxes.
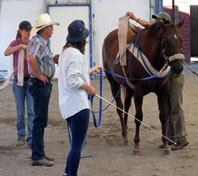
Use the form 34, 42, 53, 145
0, 64, 198, 176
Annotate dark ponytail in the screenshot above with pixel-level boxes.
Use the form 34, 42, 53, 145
16, 30, 21, 39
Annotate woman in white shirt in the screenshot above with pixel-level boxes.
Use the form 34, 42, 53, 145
58, 20, 103, 176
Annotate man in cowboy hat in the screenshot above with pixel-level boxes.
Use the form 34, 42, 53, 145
126, 11, 189, 150
27, 13, 59, 167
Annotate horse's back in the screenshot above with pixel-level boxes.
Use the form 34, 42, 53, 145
102, 28, 135, 68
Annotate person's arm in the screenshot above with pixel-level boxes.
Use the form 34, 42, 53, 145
80, 83, 96, 96
126, 12, 152, 28
4, 44, 27, 56
27, 55, 48, 84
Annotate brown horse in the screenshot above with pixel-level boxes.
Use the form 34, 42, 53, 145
102, 21, 184, 154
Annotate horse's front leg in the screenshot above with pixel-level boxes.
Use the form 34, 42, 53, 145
157, 85, 171, 154
133, 89, 143, 154
123, 86, 134, 144
116, 99, 128, 145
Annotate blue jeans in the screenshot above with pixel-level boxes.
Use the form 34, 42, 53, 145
12, 78, 34, 147
65, 109, 89, 176
29, 78, 52, 160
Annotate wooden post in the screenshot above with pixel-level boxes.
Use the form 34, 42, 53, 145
172, 0, 175, 24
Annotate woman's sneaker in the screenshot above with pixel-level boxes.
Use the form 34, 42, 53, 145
16, 138, 25, 146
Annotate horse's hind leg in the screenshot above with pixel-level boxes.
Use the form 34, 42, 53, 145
105, 73, 128, 145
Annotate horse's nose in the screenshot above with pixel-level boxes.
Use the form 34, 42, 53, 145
171, 64, 183, 75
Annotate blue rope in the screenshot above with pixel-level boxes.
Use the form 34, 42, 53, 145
133, 29, 157, 76
89, 71, 125, 126
134, 29, 145, 48
91, 75, 123, 114
89, 71, 103, 128
105, 69, 158, 80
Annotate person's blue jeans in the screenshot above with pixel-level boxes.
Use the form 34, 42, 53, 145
12, 78, 34, 147
29, 78, 52, 160
65, 109, 89, 176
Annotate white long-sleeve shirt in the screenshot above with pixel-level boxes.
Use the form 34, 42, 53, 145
58, 47, 90, 119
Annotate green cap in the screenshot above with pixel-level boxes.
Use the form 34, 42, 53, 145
152, 12, 171, 23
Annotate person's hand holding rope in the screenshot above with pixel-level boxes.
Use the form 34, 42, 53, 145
89, 66, 104, 73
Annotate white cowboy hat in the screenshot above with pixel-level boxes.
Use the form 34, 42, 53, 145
31, 13, 59, 36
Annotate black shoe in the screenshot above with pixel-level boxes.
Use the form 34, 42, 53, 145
171, 140, 189, 150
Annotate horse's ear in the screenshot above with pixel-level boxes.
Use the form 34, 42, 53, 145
157, 21, 166, 37
176, 18, 185, 29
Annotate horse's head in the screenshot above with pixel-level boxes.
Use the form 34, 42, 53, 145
158, 20, 185, 75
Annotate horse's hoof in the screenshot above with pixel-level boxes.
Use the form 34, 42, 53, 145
164, 148, 171, 155
133, 148, 141, 155
122, 140, 129, 146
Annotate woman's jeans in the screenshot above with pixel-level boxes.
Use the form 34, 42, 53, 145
29, 78, 52, 160
65, 109, 89, 176
12, 78, 34, 147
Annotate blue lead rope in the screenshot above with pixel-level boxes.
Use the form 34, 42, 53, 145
105, 69, 158, 80
89, 71, 103, 128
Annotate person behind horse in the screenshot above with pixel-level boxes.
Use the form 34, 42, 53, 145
4, 21, 35, 148
27, 13, 59, 167
126, 11, 189, 150
58, 20, 103, 176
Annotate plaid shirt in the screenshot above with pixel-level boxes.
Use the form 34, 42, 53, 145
27, 35, 55, 78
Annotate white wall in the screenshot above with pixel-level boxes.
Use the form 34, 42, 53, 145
92, 0, 150, 66
48, 5, 90, 78
0, 0, 45, 77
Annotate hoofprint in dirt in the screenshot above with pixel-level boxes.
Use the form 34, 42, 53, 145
0, 64, 198, 176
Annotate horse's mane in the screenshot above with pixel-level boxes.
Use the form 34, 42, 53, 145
147, 23, 161, 36
147, 22, 182, 40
